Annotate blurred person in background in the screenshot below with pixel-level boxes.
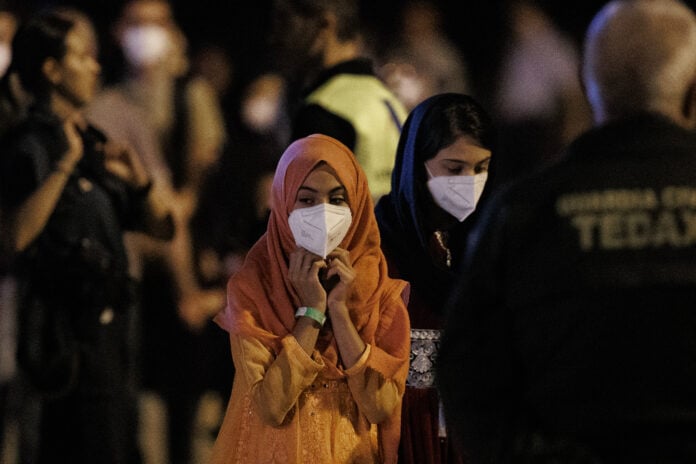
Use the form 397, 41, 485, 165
185, 61, 289, 464
492, 0, 591, 186
269, 0, 408, 201
193, 71, 289, 286
190, 39, 239, 127
0, 4, 20, 459
85, 0, 227, 462
239, 72, 290, 145
0, 8, 173, 462
376, 0, 470, 112
188, 73, 291, 459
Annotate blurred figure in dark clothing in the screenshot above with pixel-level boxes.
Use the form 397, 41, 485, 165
437, 1, 696, 462
0, 8, 173, 463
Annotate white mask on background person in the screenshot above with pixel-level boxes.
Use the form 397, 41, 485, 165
288, 203, 352, 258
121, 25, 171, 67
425, 164, 488, 222
242, 95, 279, 133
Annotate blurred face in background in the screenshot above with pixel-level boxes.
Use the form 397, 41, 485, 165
241, 73, 286, 134
48, 23, 101, 109
269, 1, 326, 85
115, 0, 186, 74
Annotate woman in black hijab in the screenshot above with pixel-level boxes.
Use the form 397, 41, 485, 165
375, 92, 497, 464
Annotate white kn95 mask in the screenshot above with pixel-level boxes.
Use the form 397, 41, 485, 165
426, 165, 487, 222
288, 203, 352, 258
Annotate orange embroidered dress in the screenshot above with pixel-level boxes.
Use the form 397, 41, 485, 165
211, 134, 411, 464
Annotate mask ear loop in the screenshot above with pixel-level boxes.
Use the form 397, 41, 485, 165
424, 162, 435, 180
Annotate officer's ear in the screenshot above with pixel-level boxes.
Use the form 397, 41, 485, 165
320, 10, 336, 35
42, 57, 63, 87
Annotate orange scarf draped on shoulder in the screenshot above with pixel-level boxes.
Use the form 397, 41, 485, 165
215, 134, 408, 379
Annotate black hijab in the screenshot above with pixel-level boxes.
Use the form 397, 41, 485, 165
374, 93, 496, 314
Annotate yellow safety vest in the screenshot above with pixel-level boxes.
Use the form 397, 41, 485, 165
306, 74, 408, 200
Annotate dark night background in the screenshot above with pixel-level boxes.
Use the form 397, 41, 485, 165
9, 0, 696, 110
6, 1, 611, 98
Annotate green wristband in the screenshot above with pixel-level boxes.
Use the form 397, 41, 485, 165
295, 306, 327, 327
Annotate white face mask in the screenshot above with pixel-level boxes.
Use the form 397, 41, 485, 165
0, 43, 11, 77
288, 203, 352, 258
425, 164, 488, 222
121, 25, 171, 67
241, 96, 279, 133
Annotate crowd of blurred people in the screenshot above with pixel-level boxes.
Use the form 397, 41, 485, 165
2, 0, 695, 463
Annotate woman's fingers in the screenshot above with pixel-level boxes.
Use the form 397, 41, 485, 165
326, 257, 355, 284
326, 248, 354, 282
288, 249, 328, 309
289, 248, 327, 284
327, 247, 350, 266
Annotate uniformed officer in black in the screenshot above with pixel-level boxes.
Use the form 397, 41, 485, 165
0, 10, 173, 463
436, 1, 696, 463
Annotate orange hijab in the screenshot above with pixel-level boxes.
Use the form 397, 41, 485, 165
216, 134, 408, 378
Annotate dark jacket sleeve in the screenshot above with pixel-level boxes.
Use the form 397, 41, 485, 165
436, 191, 521, 464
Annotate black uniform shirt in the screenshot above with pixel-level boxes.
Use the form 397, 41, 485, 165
437, 112, 696, 463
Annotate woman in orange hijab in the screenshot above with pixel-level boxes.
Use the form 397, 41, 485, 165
211, 134, 411, 464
